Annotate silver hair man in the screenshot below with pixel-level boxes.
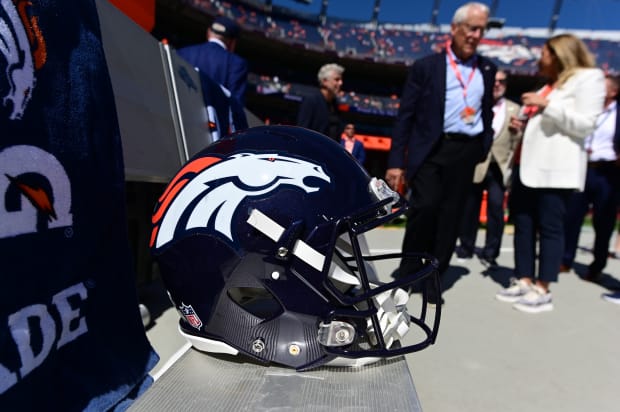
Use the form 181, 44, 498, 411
452, 2, 489, 24
317, 63, 345, 85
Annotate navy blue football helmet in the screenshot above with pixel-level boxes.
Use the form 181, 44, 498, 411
150, 125, 440, 371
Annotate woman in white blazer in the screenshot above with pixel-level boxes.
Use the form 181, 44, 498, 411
495, 34, 606, 313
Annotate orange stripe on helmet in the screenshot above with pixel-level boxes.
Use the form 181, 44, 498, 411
152, 177, 189, 224
149, 225, 159, 248
152, 157, 221, 225
157, 157, 221, 203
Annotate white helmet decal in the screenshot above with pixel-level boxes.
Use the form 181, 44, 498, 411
152, 152, 331, 249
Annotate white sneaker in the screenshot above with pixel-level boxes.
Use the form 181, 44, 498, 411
513, 285, 553, 313
601, 292, 620, 305
495, 278, 531, 303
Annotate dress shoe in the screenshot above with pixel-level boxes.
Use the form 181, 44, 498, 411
479, 256, 498, 269
455, 245, 473, 259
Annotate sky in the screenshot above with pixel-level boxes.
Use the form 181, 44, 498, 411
271, 0, 620, 31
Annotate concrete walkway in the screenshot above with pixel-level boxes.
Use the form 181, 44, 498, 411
378, 226, 620, 412
142, 226, 620, 412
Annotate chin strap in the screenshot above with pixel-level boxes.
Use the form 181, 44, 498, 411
367, 286, 411, 348
246, 208, 326, 272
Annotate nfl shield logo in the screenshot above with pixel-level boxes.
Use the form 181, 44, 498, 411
179, 303, 203, 330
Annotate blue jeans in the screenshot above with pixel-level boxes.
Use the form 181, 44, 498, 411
510, 166, 572, 283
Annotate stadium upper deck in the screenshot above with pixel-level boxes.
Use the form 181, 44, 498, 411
189, 0, 620, 75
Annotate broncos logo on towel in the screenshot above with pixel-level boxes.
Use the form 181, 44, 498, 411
0, 0, 47, 120
150, 152, 331, 250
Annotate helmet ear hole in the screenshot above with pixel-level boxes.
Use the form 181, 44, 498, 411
227, 287, 283, 320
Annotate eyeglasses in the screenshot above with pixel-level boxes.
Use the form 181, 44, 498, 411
344, 126, 355, 130
495, 78, 507, 85
459, 22, 485, 35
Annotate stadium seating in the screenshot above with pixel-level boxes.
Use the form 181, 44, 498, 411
191, 0, 620, 74
189, 0, 620, 118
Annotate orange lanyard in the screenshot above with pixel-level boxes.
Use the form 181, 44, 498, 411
446, 40, 477, 102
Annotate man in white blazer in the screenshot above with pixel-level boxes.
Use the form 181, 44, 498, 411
456, 70, 521, 267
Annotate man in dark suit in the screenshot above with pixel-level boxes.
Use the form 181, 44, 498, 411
297, 63, 345, 142
385, 2, 496, 302
562, 74, 620, 281
178, 16, 248, 107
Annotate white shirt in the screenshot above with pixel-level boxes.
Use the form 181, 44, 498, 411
584, 101, 617, 161
492, 98, 506, 140
208, 38, 227, 50
443, 49, 485, 135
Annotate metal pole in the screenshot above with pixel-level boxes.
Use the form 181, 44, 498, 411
431, 0, 441, 27
490, 0, 499, 17
549, 0, 563, 34
371, 0, 381, 26
320, 0, 328, 26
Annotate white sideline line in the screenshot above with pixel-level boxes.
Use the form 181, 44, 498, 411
369, 249, 401, 254
151, 341, 192, 381
368, 247, 515, 254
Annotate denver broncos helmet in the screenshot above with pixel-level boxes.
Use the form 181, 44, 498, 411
150, 125, 440, 371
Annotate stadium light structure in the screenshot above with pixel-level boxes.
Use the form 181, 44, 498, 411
264, 0, 311, 5
430, 0, 440, 27
487, 17, 505, 30
549, 0, 563, 33
264, 0, 311, 6
371, 0, 381, 27
487, 0, 505, 29
319, 0, 328, 25
489, 0, 499, 17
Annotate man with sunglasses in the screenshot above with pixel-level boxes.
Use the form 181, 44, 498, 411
456, 70, 522, 268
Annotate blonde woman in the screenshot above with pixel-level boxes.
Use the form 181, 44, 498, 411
495, 34, 605, 313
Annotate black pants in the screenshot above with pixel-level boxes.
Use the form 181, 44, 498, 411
458, 161, 506, 259
563, 162, 620, 274
400, 136, 483, 281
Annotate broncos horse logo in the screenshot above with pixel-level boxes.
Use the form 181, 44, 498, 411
0, 0, 46, 120
0, 0, 47, 120
151, 152, 331, 250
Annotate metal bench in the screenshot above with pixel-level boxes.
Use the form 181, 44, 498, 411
130, 346, 422, 411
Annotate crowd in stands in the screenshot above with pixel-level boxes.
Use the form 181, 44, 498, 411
250, 72, 401, 117
190, 0, 620, 75
188, 0, 620, 118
